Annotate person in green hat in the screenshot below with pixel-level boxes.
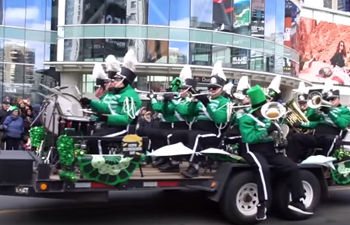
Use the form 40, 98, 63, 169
238, 85, 313, 221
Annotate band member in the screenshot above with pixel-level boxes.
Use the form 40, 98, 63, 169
80, 50, 142, 154
90, 62, 121, 123
180, 61, 231, 178
287, 89, 350, 162
239, 85, 312, 220
266, 75, 282, 102
156, 65, 198, 172
225, 76, 251, 147
139, 75, 186, 168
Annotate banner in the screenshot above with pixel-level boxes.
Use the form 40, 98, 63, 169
251, 0, 264, 37
233, 0, 251, 35
297, 17, 350, 86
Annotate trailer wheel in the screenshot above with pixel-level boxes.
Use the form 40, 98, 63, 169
274, 170, 321, 220
220, 171, 271, 225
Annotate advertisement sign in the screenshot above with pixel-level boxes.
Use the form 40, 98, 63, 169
233, 0, 251, 35
232, 56, 248, 65
251, 0, 265, 37
297, 17, 350, 85
213, 0, 234, 30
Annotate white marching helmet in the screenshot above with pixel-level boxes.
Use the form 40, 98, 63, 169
117, 49, 138, 85
266, 75, 282, 101
105, 55, 122, 80
293, 81, 307, 94
268, 75, 281, 94
209, 61, 227, 89
179, 65, 197, 89
322, 79, 334, 94
234, 76, 250, 100
91, 63, 108, 88
223, 82, 234, 96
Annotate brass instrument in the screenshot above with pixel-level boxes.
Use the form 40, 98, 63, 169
135, 89, 178, 95
261, 102, 289, 154
307, 91, 334, 109
285, 98, 313, 134
187, 92, 211, 102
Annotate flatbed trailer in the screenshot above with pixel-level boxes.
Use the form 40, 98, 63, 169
0, 150, 333, 225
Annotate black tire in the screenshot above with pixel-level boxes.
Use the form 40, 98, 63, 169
274, 170, 321, 220
220, 171, 271, 225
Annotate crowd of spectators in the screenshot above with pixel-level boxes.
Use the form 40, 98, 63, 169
0, 97, 41, 150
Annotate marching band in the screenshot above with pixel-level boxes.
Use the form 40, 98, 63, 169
35, 51, 350, 222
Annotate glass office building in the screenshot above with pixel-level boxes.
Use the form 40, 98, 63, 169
61, 0, 301, 93
0, 0, 58, 103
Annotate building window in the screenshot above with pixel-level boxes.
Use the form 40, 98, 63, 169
131, 1, 136, 8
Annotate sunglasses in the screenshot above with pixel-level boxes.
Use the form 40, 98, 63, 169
208, 87, 219, 91
328, 97, 337, 101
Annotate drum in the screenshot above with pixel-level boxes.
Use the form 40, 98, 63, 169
41, 93, 85, 135
60, 116, 96, 136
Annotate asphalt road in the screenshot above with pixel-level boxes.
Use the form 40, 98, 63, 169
0, 188, 348, 225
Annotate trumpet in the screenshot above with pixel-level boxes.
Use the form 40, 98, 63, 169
135, 88, 178, 96
306, 91, 333, 109
187, 92, 212, 102
261, 102, 290, 155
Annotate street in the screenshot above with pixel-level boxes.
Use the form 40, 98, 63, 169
0, 188, 348, 224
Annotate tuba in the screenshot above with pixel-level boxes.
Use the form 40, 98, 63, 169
261, 102, 289, 155
285, 99, 313, 134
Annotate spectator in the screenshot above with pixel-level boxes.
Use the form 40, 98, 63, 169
137, 111, 159, 136
0, 100, 10, 150
18, 99, 30, 116
138, 107, 147, 121
2, 106, 24, 150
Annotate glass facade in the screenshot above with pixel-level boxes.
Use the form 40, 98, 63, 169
0, 0, 58, 104
62, 0, 298, 70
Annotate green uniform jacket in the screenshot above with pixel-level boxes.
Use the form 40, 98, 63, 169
89, 85, 142, 126
184, 95, 230, 124
239, 114, 274, 144
91, 91, 117, 121
300, 105, 350, 130
150, 98, 184, 122
305, 108, 322, 121
171, 97, 196, 122
232, 107, 250, 126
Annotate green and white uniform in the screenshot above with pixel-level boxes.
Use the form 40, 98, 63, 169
92, 91, 118, 121
300, 105, 350, 134
89, 85, 142, 126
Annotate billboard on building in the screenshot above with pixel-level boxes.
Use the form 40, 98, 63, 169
297, 17, 350, 85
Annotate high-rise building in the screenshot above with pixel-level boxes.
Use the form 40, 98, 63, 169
49, 0, 304, 98
0, 0, 58, 103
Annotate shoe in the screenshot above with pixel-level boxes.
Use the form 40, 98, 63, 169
158, 161, 172, 170
256, 203, 267, 220
152, 158, 167, 168
288, 201, 314, 215
159, 162, 179, 172
180, 164, 199, 178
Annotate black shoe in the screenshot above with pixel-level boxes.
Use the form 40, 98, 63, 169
159, 162, 179, 172
158, 161, 172, 170
152, 158, 167, 168
288, 201, 313, 215
181, 165, 199, 178
256, 203, 267, 221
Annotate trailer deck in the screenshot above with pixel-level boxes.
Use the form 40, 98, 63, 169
50, 164, 216, 181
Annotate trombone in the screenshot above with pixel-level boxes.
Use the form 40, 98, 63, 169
306, 91, 333, 109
